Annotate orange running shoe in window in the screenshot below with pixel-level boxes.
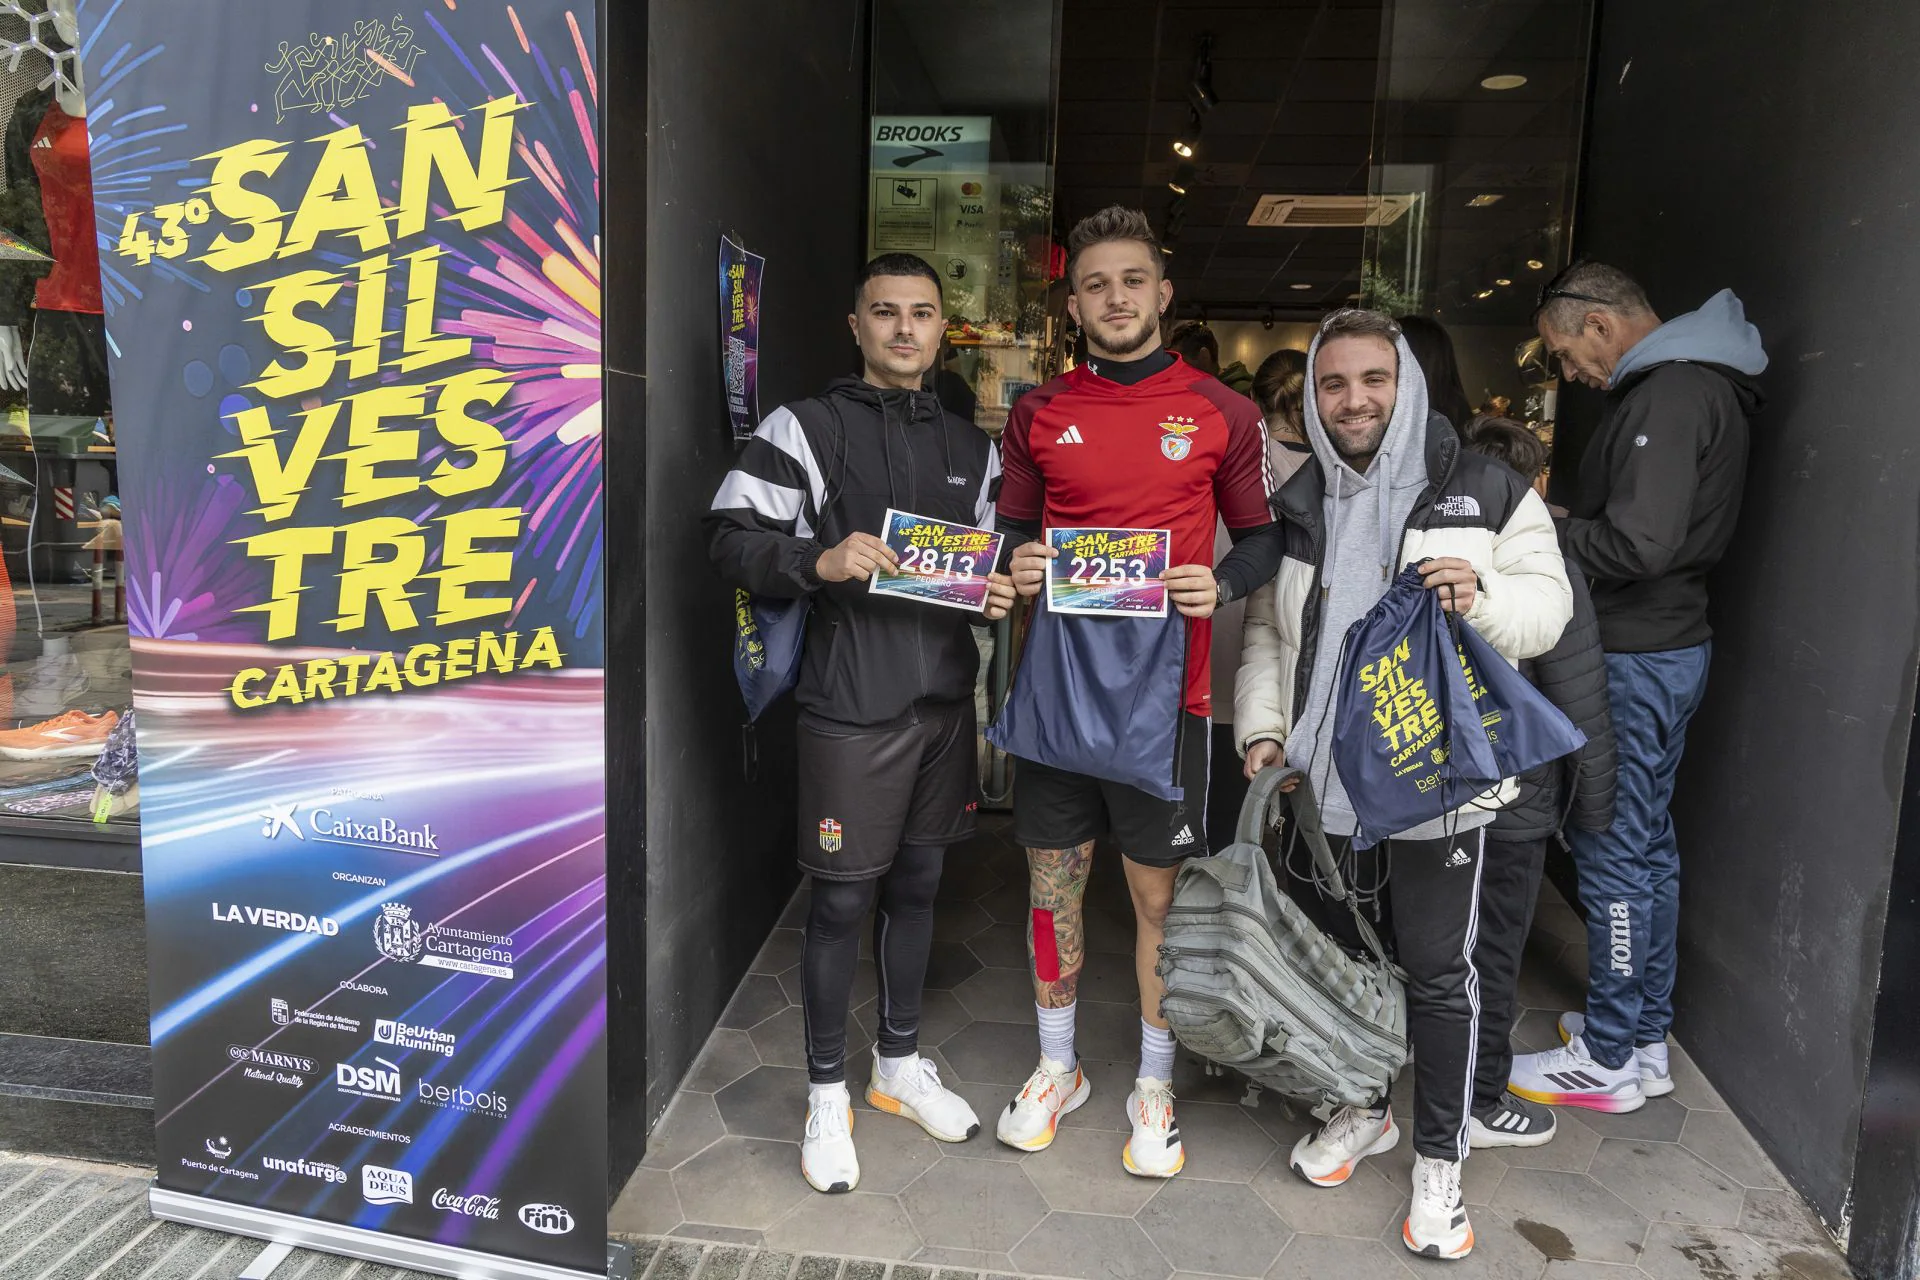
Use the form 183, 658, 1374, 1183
0, 709, 120, 760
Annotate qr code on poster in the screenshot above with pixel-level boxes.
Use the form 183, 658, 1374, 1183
726, 336, 747, 401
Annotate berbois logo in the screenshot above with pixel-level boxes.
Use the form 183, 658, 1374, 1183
212, 902, 339, 936
263, 801, 442, 857
272, 996, 361, 1035
417, 1078, 509, 1118
376, 1018, 456, 1058
362, 1164, 413, 1205
374, 902, 515, 979
261, 1155, 346, 1185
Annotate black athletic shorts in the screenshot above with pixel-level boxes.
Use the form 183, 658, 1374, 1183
1011, 712, 1210, 867
796, 699, 979, 881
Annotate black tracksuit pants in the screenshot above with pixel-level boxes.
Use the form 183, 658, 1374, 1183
1470, 834, 1548, 1112
1298, 827, 1488, 1161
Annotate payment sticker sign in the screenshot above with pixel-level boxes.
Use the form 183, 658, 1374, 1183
870, 509, 1004, 611
1046, 528, 1171, 617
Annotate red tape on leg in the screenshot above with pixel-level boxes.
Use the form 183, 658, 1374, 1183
1032, 908, 1060, 981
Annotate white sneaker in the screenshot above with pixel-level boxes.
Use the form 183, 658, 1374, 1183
1122, 1077, 1184, 1178
1403, 1153, 1474, 1260
1469, 1094, 1558, 1149
865, 1052, 980, 1142
800, 1084, 858, 1193
1509, 1034, 1645, 1113
995, 1057, 1089, 1152
1289, 1104, 1399, 1187
1558, 1012, 1675, 1096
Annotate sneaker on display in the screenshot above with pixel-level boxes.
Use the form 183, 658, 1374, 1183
995, 1056, 1089, 1152
1558, 1012, 1675, 1096
11, 651, 90, 722
1509, 1034, 1645, 1113
864, 1052, 980, 1143
1403, 1153, 1475, 1260
800, 1084, 859, 1194
1289, 1104, 1399, 1187
0, 709, 119, 760
1122, 1077, 1184, 1178
1469, 1093, 1558, 1148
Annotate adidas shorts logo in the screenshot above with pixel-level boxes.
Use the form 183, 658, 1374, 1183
1170, 825, 1195, 847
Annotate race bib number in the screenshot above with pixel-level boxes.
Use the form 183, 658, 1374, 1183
1045, 527, 1171, 617
869, 508, 1005, 612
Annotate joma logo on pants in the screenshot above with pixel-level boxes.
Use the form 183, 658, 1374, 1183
1608, 902, 1633, 976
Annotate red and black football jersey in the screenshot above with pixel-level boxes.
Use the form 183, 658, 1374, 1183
998, 355, 1273, 716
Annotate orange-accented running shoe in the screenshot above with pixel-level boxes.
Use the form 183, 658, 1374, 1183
0, 709, 119, 760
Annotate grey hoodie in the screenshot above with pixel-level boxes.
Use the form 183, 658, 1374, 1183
1285, 334, 1492, 839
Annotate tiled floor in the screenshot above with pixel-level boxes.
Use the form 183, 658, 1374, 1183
613, 819, 1853, 1280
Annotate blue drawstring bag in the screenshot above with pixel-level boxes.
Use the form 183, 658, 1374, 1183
733, 589, 808, 723
1332, 563, 1585, 847
1331, 565, 1503, 848
1453, 604, 1588, 786
988, 599, 1189, 801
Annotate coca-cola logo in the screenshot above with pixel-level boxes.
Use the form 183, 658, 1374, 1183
432, 1188, 502, 1219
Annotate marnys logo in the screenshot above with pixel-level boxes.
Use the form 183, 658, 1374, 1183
433, 1188, 502, 1220
261, 1155, 346, 1185
212, 903, 339, 936
518, 1203, 575, 1235
374, 902, 515, 980
376, 1018, 456, 1058
272, 997, 361, 1035
230, 1044, 314, 1088
336, 1056, 404, 1102
362, 1164, 413, 1206
262, 801, 441, 857
417, 1078, 509, 1119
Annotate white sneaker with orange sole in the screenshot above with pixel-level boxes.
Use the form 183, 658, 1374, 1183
995, 1057, 1088, 1152
1122, 1077, 1184, 1178
864, 1052, 979, 1143
1289, 1104, 1399, 1187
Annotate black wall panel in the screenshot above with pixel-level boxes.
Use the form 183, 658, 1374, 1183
1574, 0, 1920, 1230
644, 0, 871, 1124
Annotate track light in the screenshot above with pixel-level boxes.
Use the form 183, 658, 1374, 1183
1173, 107, 1201, 159
1189, 35, 1216, 113
1475, 289, 1495, 300
1168, 161, 1196, 195
1494, 278, 1512, 287
1526, 258, 1545, 271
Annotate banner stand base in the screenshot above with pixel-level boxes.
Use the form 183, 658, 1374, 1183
151, 1186, 627, 1280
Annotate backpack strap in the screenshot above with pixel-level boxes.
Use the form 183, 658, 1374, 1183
1239, 766, 1396, 969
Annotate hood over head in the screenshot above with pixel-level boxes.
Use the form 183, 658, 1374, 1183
1609, 289, 1768, 393
1303, 326, 1434, 576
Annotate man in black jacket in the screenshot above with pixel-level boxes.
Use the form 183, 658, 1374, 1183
1455, 418, 1616, 1149
706, 254, 1014, 1193
1509, 264, 1765, 1114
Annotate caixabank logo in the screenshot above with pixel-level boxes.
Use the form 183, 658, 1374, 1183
261, 800, 444, 857
374, 901, 515, 980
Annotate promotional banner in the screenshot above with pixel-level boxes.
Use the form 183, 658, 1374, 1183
95, 2, 608, 1275
719, 235, 763, 443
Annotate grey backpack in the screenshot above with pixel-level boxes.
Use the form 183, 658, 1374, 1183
1158, 766, 1409, 1110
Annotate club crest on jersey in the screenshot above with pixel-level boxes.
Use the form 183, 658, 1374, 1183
1159, 416, 1198, 461
818, 819, 843, 853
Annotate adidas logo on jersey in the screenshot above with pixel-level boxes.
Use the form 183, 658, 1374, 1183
1055, 425, 1085, 445
1170, 825, 1195, 847
1445, 846, 1472, 868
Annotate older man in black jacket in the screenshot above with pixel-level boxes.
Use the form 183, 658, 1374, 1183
1454, 418, 1617, 1150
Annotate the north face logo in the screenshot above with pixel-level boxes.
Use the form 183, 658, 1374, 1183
1434, 495, 1481, 519
1170, 825, 1195, 847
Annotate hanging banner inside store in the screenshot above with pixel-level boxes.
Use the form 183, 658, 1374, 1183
719, 235, 764, 442
96, 1, 608, 1276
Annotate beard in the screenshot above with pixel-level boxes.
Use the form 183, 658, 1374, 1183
1083, 311, 1159, 358
1329, 416, 1389, 462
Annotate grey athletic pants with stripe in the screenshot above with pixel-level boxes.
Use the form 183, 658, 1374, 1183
1308, 828, 1489, 1161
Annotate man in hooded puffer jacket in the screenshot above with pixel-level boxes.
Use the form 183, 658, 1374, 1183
1235, 308, 1572, 1260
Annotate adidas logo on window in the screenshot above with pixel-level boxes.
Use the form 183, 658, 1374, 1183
1055, 425, 1085, 445
1171, 825, 1195, 847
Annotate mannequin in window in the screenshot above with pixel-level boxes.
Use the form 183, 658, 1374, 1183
0, 0, 109, 417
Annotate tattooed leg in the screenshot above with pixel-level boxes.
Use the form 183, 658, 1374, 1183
1123, 858, 1181, 1029
1026, 842, 1093, 1008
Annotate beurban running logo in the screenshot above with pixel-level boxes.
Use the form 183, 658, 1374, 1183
376, 1018, 456, 1058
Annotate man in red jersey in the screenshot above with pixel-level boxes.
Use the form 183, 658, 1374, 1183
990, 207, 1279, 1177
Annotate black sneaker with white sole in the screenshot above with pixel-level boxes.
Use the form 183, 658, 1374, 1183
1468, 1093, 1557, 1149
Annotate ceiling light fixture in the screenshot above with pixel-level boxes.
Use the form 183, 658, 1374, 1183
1190, 35, 1217, 113
1168, 178, 1188, 195
1262, 308, 1274, 330
1494, 278, 1512, 287
1169, 161, 1196, 195
1467, 194, 1503, 207
1480, 73, 1528, 90
1475, 289, 1495, 300
1290, 283, 1314, 291
1526, 258, 1545, 271
1173, 107, 1202, 159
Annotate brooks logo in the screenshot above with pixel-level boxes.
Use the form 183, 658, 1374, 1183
1055, 425, 1085, 445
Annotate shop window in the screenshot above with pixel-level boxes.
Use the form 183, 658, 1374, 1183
0, 0, 134, 837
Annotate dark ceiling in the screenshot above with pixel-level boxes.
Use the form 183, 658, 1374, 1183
1053, 0, 1595, 323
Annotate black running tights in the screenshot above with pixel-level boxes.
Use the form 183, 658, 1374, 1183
801, 844, 946, 1084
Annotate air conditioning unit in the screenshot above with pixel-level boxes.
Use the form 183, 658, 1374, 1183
1246, 194, 1419, 228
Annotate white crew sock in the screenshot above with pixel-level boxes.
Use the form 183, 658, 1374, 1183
808, 1080, 849, 1110
877, 1051, 916, 1080
1036, 1002, 1077, 1069
1138, 1019, 1176, 1083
